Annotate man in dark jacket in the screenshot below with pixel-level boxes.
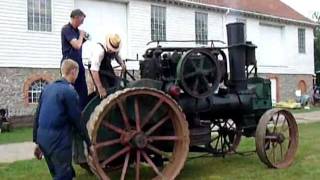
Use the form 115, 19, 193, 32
61, 9, 91, 167
33, 59, 91, 180
61, 9, 88, 110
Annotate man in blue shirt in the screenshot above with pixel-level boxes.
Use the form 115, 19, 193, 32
61, 9, 91, 168
61, 9, 88, 110
33, 59, 91, 180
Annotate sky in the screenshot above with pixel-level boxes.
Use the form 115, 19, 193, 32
280, 0, 320, 20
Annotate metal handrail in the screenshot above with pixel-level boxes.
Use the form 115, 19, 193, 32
146, 39, 226, 47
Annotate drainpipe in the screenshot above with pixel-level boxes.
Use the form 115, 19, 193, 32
222, 8, 231, 41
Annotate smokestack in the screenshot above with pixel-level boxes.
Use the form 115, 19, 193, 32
226, 22, 247, 91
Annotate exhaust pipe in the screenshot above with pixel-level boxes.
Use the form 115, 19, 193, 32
226, 22, 247, 91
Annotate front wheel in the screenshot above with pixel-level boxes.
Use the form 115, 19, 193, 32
255, 109, 299, 168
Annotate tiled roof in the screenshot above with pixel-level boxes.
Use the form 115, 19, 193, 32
192, 0, 313, 23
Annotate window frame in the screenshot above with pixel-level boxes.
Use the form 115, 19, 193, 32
27, 0, 52, 32
298, 28, 306, 54
195, 12, 208, 45
151, 5, 166, 41
27, 79, 48, 104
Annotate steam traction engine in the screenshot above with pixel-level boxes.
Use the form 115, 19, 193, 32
83, 23, 299, 179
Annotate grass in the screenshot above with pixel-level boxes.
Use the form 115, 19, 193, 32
0, 122, 319, 180
288, 106, 320, 114
0, 128, 32, 145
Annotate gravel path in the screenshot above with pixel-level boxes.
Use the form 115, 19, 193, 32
0, 142, 35, 163
293, 111, 320, 124
0, 111, 320, 163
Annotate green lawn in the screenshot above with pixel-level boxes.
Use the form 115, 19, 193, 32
0, 128, 32, 145
288, 106, 320, 114
0, 122, 319, 180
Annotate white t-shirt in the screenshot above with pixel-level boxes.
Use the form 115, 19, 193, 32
90, 43, 106, 71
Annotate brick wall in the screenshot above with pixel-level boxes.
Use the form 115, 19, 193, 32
0, 67, 140, 127
260, 73, 313, 102
0, 67, 60, 117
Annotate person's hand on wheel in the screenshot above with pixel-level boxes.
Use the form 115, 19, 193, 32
97, 86, 107, 99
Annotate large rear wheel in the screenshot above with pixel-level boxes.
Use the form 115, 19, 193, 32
87, 88, 190, 180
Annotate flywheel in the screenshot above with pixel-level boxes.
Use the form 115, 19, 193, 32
177, 49, 220, 98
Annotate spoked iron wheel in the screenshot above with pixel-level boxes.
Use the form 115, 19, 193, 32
256, 108, 299, 168
206, 118, 242, 155
87, 88, 189, 180
177, 49, 220, 98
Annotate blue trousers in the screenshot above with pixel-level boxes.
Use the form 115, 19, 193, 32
43, 150, 75, 180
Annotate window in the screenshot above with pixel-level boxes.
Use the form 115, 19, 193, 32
151, 5, 166, 41
28, 79, 48, 103
298, 80, 307, 94
28, 0, 52, 32
195, 12, 208, 44
298, 28, 306, 53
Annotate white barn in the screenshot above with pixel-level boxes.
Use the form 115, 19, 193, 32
0, 0, 316, 117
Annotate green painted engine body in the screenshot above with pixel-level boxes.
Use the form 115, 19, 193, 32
248, 77, 272, 111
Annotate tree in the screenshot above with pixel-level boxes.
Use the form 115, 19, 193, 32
313, 12, 320, 72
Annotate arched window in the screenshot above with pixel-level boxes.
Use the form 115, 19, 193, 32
298, 80, 307, 94
28, 79, 48, 103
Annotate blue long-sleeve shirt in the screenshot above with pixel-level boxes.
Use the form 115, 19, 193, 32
33, 79, 90, 155
61, 23, 88, 110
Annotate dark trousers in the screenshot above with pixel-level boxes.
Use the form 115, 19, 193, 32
43, 150, 75, 180
60, 59, 88, 110
74, 69, 88, 110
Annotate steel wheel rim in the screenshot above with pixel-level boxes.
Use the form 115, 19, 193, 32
87, 88, 190, 180
256, 109, 299, 168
